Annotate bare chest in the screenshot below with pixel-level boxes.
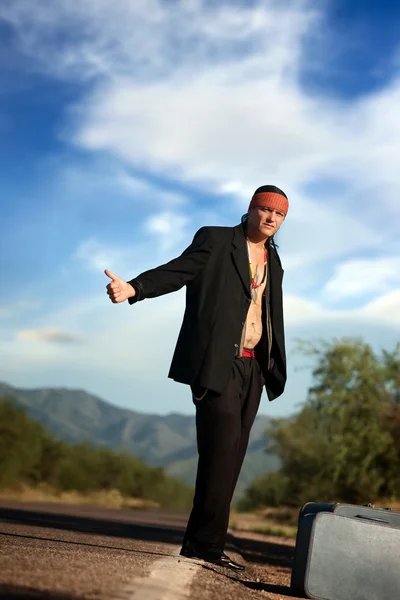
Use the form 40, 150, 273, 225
239, 244, 268, 352
247, 245, 267, 300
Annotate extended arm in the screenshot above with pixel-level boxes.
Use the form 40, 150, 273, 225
105, 227, 213, 305
128, 227, 212, 303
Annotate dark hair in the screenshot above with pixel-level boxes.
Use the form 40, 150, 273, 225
253, 184, 288, 199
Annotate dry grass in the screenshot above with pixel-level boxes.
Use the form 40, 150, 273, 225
2, 485, 398, 538
230, 507, 298, 539
258, 506, 299, 525
230, 500, 400, 539
0, 483, 159, 510
229, 519, 297, 539
374, 498, 400, 512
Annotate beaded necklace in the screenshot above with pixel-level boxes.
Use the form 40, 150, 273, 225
246, 240, 267, 289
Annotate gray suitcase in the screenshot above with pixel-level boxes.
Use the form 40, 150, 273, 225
291, 502, 400, 598
301, 512, 400, 600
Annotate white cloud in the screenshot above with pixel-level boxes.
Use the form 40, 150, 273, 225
17, 328, 81, 344
284, 295, 325, 324
145, 211, 190, 254
284, 290, 400, 327
279, 194, 379, 275
361, 290, 400, 324
0, 1, 317, 81
0, 299, 42, 320
75, 239, 125, 271
58, 161, 189, 208
322, 258, 400, 300
72, 68, 400, 228
3, 1, 400, 228
145, 212, 186, 235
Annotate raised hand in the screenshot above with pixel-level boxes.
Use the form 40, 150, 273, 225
105, 269, 136, 303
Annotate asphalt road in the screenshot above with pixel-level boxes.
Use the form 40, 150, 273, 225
0, 501, 298, 600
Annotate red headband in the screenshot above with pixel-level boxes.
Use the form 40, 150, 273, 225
248, 192, 288, 216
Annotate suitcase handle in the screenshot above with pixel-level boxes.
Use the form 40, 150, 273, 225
355, 514, 390, 524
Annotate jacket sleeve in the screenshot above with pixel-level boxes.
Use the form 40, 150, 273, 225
127, 226, 213, 304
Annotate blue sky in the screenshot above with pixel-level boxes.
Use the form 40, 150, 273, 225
0, 0, 399, 418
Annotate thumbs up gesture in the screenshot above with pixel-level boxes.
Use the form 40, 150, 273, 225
105, 269, 136, 303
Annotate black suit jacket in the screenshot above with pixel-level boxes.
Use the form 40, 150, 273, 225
128, 223, 287, 401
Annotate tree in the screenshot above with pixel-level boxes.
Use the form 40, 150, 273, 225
240, 339, 400, 509
0, 398, 47, 487
303, 339, 396, 502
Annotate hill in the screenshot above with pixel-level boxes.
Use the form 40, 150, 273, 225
0, 382, 279, 498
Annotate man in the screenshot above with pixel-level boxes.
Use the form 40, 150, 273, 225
105, 184, 288, 570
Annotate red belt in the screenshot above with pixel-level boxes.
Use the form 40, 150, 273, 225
242, 348, 256, 358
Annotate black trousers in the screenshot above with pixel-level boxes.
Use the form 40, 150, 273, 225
184, 356, 264, 550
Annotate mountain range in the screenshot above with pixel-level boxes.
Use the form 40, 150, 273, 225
0, 382, 280, 498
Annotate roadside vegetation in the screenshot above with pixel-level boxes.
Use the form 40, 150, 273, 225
230, 506, 299, 539
0, 399, 193, 509
238, 339, 400, 520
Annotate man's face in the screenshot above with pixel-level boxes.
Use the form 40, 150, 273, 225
248, 206, 285, 238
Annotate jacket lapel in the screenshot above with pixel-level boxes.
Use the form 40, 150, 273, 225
231, 224, 251, 297
268, 245, 285, 363
268, 245, 284, 302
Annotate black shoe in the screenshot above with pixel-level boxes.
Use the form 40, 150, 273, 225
180, 538, 245, 571
217, 551, 245, 571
